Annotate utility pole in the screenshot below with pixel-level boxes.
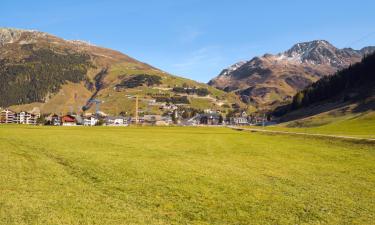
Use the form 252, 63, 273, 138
263, 113, 265, 127
135, 95, 139, 125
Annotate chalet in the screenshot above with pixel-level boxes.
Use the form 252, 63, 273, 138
45, 114, 61, 126
230, 117, 249, 125
159, 103, 178, 111
143, 115, 162, 125
199, 113, 221, 125
61, 115, 76, 126
186, 113, 221, 126
105, 116, 128, 126
51, 114, 61, 126
254, 116, 266, 126
161, 116, 173, 125
141, 115, 170, 126
185, 114, 200, 126
130, 117, 144, 124
83, 116, 98, 126
0, 109, 15, 124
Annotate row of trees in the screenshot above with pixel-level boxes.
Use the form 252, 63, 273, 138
155, 96, 190, 104
116, 74, 162, 89
172, 87, 210, 96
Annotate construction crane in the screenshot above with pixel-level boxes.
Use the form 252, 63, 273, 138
126, 95, 139, 125
135, 95, 139, 125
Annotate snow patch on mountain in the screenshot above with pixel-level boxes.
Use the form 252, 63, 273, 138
67, 40, 97, 47
208, 40, 375, 106
218, 61, 247, 77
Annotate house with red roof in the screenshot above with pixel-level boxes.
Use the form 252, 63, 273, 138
61, 115, 76, 126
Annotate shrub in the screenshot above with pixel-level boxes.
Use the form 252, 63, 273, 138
116, 74, 162, 89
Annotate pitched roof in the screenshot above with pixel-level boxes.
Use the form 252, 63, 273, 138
61, 115, 76, 123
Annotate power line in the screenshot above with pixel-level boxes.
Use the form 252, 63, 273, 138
345, 31, 375, 47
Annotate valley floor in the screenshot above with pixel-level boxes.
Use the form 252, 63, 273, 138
271, 105, 375, 139
0, 126, 374, 224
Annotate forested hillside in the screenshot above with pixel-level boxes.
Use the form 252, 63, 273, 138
0, 47, 92, 107
291, 53, 375, 109
274, 52, 375, 117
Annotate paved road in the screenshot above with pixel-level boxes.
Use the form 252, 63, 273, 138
228, 126, 375, 142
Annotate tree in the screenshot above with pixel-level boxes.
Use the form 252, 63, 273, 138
181, 110, 189, 119
292, 92, 304, 109
96, 118, 105, 126
218, 114, 224, 124
36, 115, 47, 125
225, 110, 235, 120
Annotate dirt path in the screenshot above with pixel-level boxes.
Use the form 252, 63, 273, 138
228, 126, 375, 142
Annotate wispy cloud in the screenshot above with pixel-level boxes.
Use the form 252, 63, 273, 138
172, 46, 222, 67
179, 26, 203, 43
171, 46, 225, 82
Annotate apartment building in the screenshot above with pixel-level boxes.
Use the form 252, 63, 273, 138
14, 111, 38, 125
0, 109, 16, 124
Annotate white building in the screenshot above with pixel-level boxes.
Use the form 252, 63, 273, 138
231, 117, 248, 125
0, 109, 15, 124
105, 116, 128, 126
83, 116, 98, 126
14, 111, 38, 125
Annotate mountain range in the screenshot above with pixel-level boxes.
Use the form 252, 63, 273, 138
1, 28, 374, 116
208, 40, 375, 108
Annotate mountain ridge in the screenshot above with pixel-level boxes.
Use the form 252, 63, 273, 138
273, 52, 375, 124
209, 40, 375, 108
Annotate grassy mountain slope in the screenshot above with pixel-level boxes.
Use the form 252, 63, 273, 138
0, 28, 243, 115
267, 103, 375, 138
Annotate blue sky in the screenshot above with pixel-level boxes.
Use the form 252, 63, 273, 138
2, 0, 375, 82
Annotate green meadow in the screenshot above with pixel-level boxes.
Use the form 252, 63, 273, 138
265, 112, 375, 139
0, 126, 374, 225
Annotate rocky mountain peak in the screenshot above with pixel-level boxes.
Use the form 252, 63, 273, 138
218, 61, 246, 77
0, 28, 46, 46
286, 40, 334, 55
0, 28, 23, 45
283, 40, 343, 65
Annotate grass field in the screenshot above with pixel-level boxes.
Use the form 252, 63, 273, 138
263, 111, 375, 139
1, 126, 374, 224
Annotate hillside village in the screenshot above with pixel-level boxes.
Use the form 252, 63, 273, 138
0, 73, 270, 126
0, 107, 269, 127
